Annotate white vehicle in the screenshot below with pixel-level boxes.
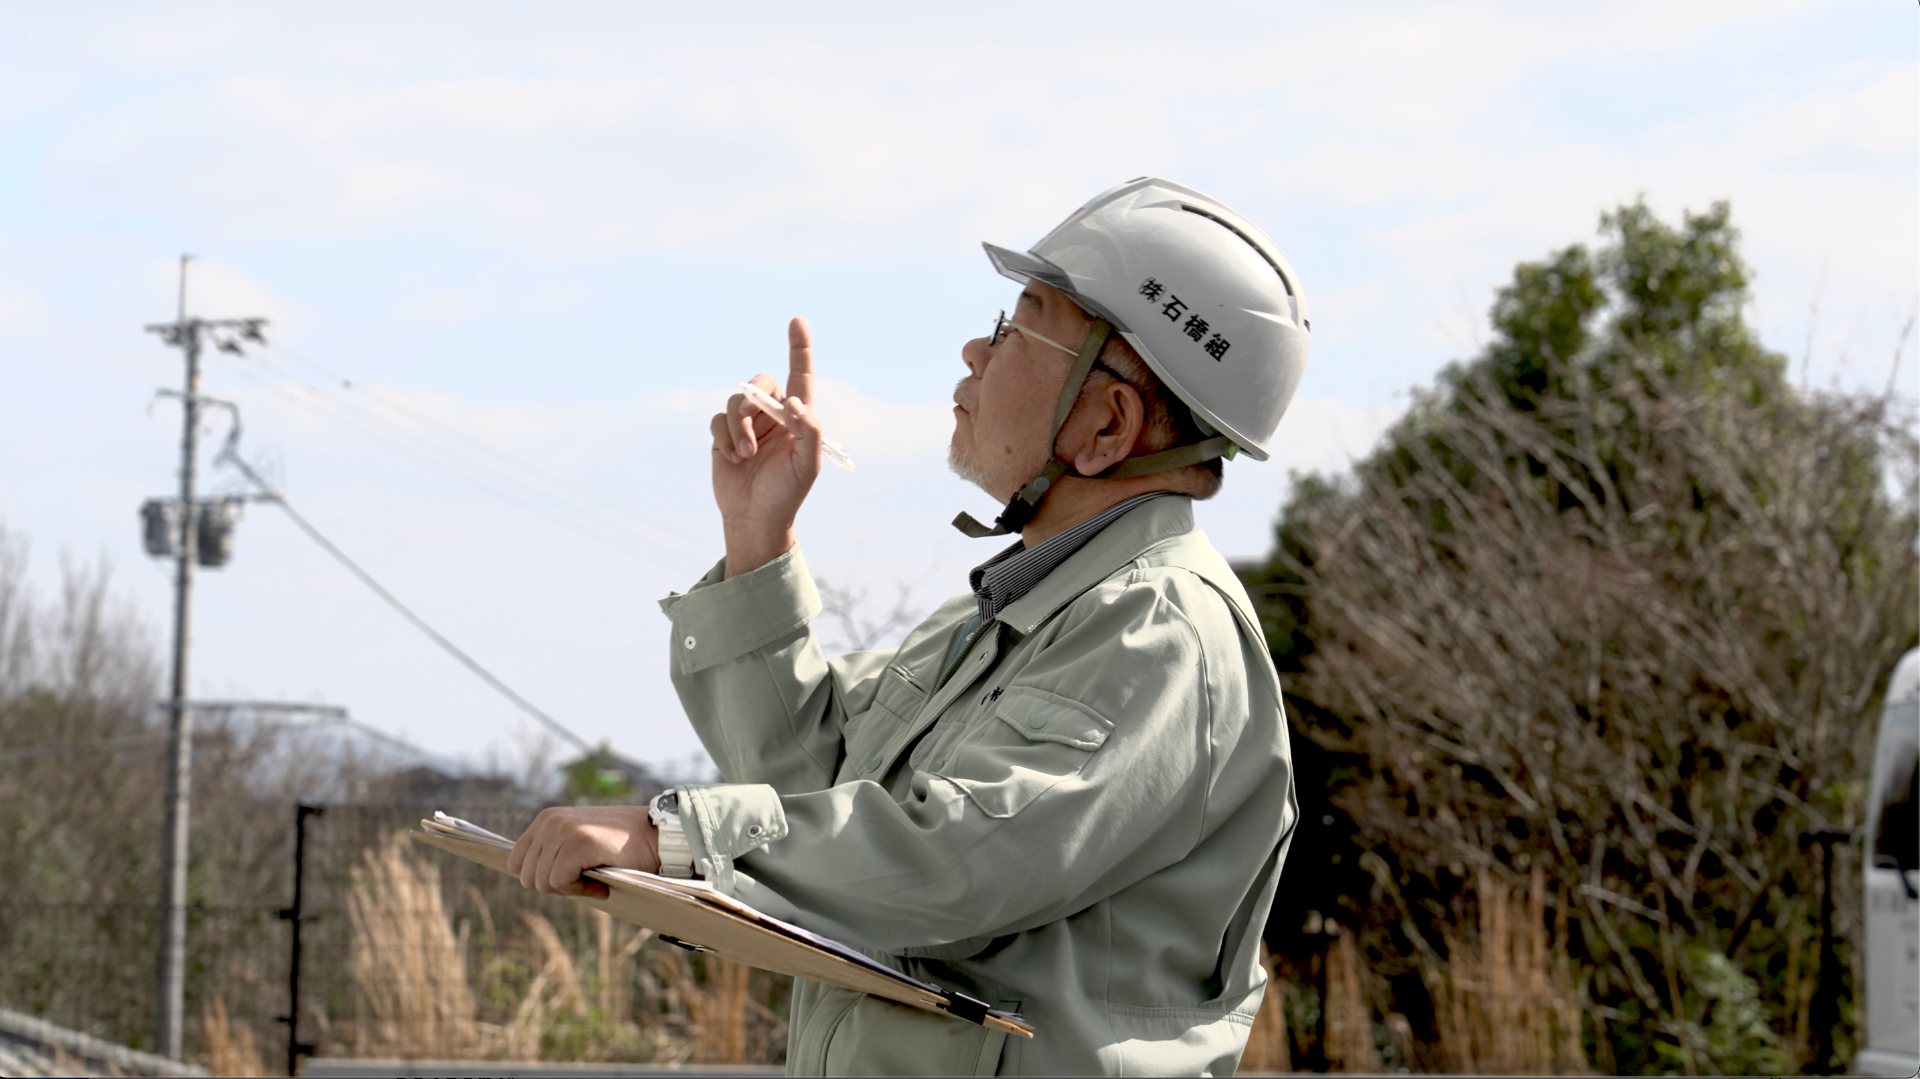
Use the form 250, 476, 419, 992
1856, 647, 1919, 1076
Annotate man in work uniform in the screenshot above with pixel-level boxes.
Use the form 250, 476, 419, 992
510, 177, 1311, 1075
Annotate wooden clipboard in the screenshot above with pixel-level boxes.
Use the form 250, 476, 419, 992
411, 815, 1033, 1039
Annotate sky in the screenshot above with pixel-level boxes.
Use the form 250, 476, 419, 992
2, 1, 1914, 774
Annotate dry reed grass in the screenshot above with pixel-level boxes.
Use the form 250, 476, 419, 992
1239, 943, 1291, 1073
344, 838, 661, 1063
1432, 867, 1588, 1074
1778, 900, 1815, 1069
346, 833, 480, 1058
1324, 925, 1379, 1072
650, 946, 754, 1063
521, 910, 590, 1018
339, 832, 782, 1065
592, 908, 652, 1020
339, 830, 1589, 1072
510, 908, 667, 1063
198, 993, 264, 1077
1290, 869, 1589, 1074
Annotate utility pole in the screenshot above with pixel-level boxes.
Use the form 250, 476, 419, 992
143, 255, 268, 1061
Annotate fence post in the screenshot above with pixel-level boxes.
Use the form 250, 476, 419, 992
1802, 827, 1848, 1074
278, 804, 322, 1076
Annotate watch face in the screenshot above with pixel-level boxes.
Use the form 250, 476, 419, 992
655, 791, 679, 815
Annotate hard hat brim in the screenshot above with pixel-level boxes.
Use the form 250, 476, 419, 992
983, 242, 1076, 292
983, 243, 1132, 335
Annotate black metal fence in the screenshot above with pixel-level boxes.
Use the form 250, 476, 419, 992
291, 802, 539, 1071
0, 794, 1861, 1075
0, 799, 793, 1075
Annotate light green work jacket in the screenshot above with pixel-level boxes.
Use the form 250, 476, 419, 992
657, 496, 1296, 1076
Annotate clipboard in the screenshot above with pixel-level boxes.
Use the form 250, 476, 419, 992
411, 813, 1033, 1039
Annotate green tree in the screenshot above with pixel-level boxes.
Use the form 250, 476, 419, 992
1244, 201, 1918, 1074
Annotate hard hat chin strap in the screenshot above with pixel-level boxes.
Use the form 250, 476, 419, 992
954, 318, 1112, 538
952, 318, 1243, 539
1096, 434, 1239, 478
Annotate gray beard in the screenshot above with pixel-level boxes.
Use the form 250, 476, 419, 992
946, 442, 995, 491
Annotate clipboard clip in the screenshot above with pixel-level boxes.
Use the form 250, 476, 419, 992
936, 988, 992, 1026
934, 990, 1032, 1036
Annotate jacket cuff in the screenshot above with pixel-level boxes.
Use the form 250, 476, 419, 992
657, 546, 820, 675
679, 783, 789, 893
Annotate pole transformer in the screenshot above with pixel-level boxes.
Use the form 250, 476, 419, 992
143, 256, 268, 1061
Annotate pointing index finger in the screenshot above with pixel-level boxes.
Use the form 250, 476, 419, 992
787, 317, 814, 407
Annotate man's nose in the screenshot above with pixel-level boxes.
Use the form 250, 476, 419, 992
961, 336, 990, 376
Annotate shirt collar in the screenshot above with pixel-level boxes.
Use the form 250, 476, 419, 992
967, 492, 1177, 623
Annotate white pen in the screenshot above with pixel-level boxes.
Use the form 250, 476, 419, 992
738, 382, 855, 470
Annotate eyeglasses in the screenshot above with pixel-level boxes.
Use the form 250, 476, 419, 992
989, 311, 1078, 354
989, 310, 1132, 384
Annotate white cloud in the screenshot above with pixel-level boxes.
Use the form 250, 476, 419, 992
20, 0, 1895, 268
168, 257, 318, 333
391, 284, 496, 326
1, 0, 1909, 768
810, 376, 956, 459
0, 280, 48, 340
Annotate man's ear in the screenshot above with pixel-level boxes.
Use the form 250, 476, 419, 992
1069, 381, 1147, 477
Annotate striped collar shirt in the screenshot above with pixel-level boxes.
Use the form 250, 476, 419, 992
967, 491, 1177, 624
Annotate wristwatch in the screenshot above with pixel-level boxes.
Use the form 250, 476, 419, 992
649, 790, 695, 879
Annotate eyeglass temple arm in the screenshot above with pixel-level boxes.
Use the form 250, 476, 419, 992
998, 313, 1080, 357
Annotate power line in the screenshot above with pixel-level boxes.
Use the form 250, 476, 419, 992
211, 360, 651, 552
0, 704, 458, 773
271, 344, 632, 513
216, 446, 607, 764
210, 343, 709, 563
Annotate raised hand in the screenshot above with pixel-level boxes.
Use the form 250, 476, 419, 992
711, 317, 824, 577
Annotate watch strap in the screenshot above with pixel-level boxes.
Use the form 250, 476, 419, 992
655, 821, 694, 878
651, 791, 695, 879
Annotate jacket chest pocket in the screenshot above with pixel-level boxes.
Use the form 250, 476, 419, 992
841, 663, 927, 782
940, 685, 1114, 819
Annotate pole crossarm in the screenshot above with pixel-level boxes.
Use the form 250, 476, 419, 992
143, 316, 268, 335
172, 698, 350, 718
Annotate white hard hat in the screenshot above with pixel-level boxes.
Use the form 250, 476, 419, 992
952, 177, 1312, 538
984, 176, 1311, 461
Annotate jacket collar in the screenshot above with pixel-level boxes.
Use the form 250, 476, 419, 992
994, 495, 1199, 636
